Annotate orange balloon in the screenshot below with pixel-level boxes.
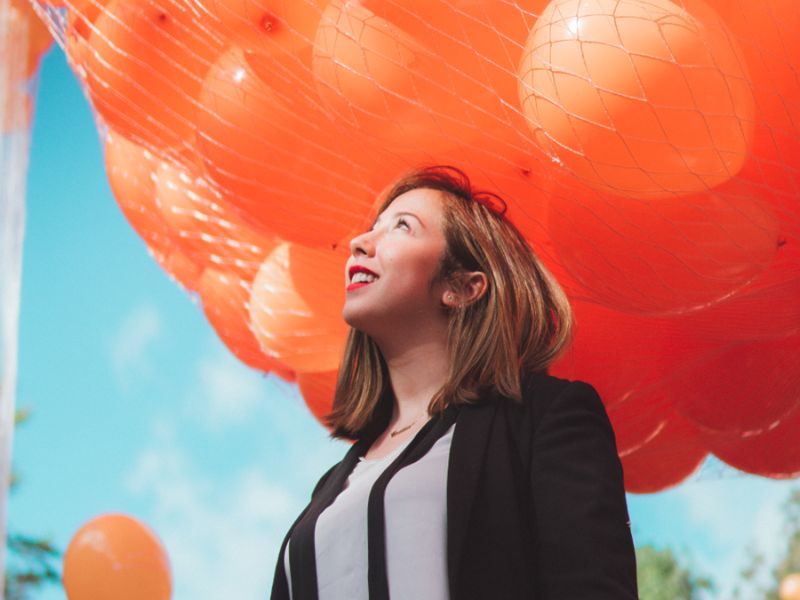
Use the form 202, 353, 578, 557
198, 268, 295, 379
148, 242, 204, 292
546, 175, 779, 315
358, 0, 551, 150
194, 0, 326, 55
196, 46, 375, 247
519, 0, 755, 198
153, 160, 275, 279
64, 0, 111, 79
104, 130, 174, 255
63, 513, 171, 600
85, 0, 224, 151
313, 0, 462, 153
249, 243, 348, 373
288, 242, 348, 316
297, 369, 337, 427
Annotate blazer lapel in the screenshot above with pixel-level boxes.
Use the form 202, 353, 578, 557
447, 400, 498, 596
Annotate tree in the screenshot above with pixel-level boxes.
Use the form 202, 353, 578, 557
636, 543, 714, 600
4, 408, 62, 600
732, 487, 800, 600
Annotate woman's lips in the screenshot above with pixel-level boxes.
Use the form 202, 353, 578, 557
346, 280, 375, 292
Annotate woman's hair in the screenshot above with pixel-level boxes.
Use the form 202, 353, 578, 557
326, 165, 574, 440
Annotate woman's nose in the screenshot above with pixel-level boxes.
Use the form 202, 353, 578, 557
350, 230, 376, 257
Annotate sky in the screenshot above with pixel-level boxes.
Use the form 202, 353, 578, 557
7, 46, 799, 600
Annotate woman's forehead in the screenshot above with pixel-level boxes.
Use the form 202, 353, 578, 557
381, 188, 445, 220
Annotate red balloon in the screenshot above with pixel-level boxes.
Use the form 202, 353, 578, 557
620, 412, 708, 494
63, 513, 171, 600
546, 175, 779, 315
709, 405, 800, 479
670, 333, 800, 435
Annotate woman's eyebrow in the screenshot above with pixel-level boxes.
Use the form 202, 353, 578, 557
372, 211, 425, 228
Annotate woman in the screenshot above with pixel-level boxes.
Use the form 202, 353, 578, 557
271, 166, 638, 600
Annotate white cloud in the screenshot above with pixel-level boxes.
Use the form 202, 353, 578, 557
110, 304, 162, 390
184, 351, 265, 432
124, 420, 304, 600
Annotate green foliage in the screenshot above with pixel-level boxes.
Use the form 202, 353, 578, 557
5, 407, 62, 600
636, 544, 714, 600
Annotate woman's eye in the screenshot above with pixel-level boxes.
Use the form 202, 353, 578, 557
396, 218, 410, 230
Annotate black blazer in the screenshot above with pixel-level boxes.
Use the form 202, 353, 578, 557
271, 372, 638, 599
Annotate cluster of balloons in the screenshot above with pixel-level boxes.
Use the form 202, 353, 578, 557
27, 0, 800, 492
63, 514, 171, 600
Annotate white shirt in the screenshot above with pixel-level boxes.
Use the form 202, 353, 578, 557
284, 422, 455, 599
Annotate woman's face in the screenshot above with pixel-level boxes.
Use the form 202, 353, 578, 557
342, 188, 450, 336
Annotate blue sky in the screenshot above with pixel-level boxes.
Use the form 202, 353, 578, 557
8, 46, 799, 599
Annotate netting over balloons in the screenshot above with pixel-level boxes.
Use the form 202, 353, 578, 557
25, 0, 800, 493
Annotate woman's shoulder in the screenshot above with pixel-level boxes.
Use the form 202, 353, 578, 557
510, 371, 605, 425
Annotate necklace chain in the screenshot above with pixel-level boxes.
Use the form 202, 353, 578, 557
389, 411, 426, 437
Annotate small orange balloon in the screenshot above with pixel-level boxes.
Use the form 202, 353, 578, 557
249, 243, 348, 373
85, 0, 224, 151
63, 513, 171, 600
148, 242, 204, 292
64, 0, 111, 79
519, 0, 755, 198
288, 242, 348, 317
198, 268, 295, 379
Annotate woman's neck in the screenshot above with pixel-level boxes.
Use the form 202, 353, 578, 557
379, 333, 451, 426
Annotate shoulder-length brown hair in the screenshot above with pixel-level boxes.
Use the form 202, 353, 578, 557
326, 165, 574, 441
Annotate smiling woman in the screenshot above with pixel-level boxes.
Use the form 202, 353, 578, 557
271, 165, 638, 600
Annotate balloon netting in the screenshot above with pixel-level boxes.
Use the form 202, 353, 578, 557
24, 0, 800, 492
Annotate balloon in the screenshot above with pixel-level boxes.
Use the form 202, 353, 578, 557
148, 242, 204, 292
194, 0, 326, 56
297, 369, 337, 426
198, 268, 295, 379
288, 242, 348, 316
670, 333, 800, 435
710, 405, 800, 479
546, 175, 779, 315
519, 0, 755, 198
357, 0, 551, 151
312, 0, 459, 153
85, 0, 224, 151
550, 300, 718, 408
10, 0, 54, 77
64, 0, 111, 79
249, 243, 348, 372
620, 411, 707, 494
780, 573, 800, 600
705, 0, 800, 194
104, 130, 174, 256
153, 159, 275, 279
63, 513, 171, 600
196, 46, 376, 247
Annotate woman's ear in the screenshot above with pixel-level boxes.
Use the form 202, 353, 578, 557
442, 271, 488, 308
